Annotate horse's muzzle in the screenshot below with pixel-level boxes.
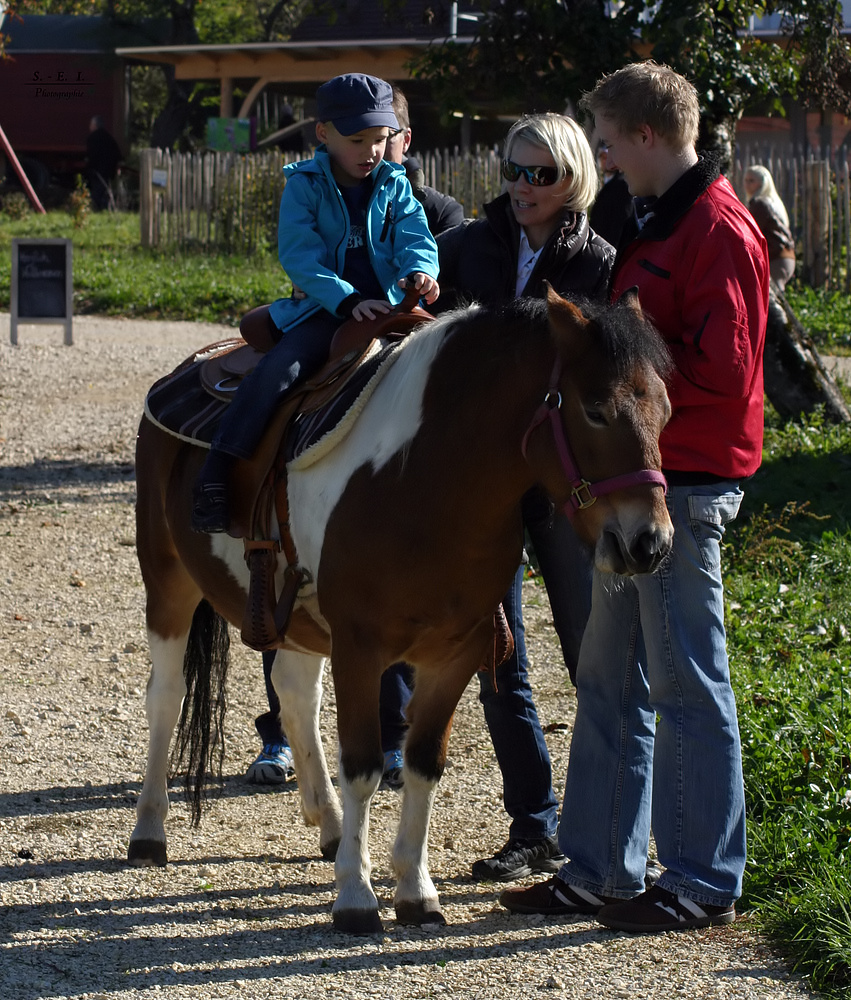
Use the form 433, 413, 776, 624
596, 523, 673, 576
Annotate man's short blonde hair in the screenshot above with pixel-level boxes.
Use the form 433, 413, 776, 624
580, 61, 699, 151
503, 112, 600, 212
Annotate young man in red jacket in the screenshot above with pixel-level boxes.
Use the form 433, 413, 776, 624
500, 60, 769, 933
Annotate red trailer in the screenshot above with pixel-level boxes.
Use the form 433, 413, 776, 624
0, 13, 140, 191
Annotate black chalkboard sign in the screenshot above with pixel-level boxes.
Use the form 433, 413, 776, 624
10, 238, 73, 345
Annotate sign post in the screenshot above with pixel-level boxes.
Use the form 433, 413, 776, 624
10, 238, 73, 345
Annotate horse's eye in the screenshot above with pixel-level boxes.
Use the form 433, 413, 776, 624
585, 407, 608, 426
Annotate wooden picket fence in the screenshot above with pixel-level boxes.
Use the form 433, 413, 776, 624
137, 145, 504, 255
139, 144, 851, 292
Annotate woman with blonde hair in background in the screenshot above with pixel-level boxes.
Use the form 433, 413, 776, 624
743, 164, 796, 290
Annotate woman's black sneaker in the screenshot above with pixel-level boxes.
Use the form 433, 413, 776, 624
471, 836, 564, 882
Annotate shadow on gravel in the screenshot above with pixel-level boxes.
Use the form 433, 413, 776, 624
0, 876, 606, 998
0, 458, 137, 502
0, 775, 301, 826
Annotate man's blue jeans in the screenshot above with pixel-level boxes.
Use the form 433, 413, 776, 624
557, 482, 747, 906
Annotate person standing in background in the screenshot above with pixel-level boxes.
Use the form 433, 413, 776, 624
743, 164, 796, 290
387, 87, 465, 235
246, 82, 458, 790
85, 115, 121, 211
588, 144, 633, 246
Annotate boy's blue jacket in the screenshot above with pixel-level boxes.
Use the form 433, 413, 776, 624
268, 147, 439, 332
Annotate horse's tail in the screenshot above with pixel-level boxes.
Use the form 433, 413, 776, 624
170, 599, 230, 827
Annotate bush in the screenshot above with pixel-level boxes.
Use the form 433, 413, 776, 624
67, 175, 92, 229
1, 190, 31, 220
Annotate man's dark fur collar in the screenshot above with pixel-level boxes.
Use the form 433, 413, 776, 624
635, 153, 721, 241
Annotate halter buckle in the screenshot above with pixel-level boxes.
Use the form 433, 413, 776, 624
571, 479, 597, 509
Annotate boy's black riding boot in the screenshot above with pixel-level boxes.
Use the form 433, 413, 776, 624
191, 449, 232, 533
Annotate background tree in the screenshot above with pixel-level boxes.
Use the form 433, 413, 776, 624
413, 0, 851, 168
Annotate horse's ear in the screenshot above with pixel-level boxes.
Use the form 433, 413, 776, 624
618, 286, 644, 318
545, 281, 590, 328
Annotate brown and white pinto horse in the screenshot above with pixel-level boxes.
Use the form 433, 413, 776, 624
129, 286, 673, 933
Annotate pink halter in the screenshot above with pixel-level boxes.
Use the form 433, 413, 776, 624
521, 356, 667, 520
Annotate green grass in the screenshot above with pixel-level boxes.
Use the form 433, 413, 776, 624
0, 209, 285, 325
727, 405, 851, 998
786, 284, 851, 356
3, 211, 851, 995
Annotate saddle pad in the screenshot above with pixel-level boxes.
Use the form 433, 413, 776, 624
286, 339, 403, 469
143, 340, 242, 448
143, 338, 404, 461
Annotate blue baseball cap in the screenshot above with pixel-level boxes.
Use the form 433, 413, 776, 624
315, 73, 399, 136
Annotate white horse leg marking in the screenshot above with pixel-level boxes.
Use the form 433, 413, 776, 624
129, 632, 187, 864
332, 767, 383, 928
392, 766, 441, 922
270, 650, 343, 856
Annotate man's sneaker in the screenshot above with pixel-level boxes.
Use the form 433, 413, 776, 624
246, 743, 295, 785
500, 875, 619, 915
381, 749, 404, 791
596, 884, 736, 933
472, 836, 565, 882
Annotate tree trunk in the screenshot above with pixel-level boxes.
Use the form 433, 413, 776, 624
763, 285, 851, 423
700, 116, 736, 175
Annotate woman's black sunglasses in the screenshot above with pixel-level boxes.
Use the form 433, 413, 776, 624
501, 160, 559, 187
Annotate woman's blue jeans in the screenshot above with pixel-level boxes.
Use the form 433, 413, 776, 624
477, 492, 593, 842
557, 482, 747, 906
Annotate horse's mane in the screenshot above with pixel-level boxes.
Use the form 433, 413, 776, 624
440, 294, 673, 384
550, 293, 674, 383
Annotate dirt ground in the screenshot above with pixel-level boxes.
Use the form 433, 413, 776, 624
0, 314, 819, 1000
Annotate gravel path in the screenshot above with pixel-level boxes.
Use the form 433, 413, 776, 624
0, 314, 819, 1000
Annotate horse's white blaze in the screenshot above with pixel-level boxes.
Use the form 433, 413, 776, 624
131, 633, 188, 850
269, 650, 342, 843
392, 767, 440, 910
287, 316, 455, 576
333, 769, 383, 917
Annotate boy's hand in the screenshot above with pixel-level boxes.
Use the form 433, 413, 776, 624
401, 273, 440, 305
352, 299, 393, 321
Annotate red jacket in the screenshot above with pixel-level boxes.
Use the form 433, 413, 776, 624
611, 159, 769, 480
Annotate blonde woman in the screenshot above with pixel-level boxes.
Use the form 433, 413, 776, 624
435, 112, 610, 882
743, 164, 796, 290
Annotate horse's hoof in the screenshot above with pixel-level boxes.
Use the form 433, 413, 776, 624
395, 899, 447, 927
332, 908, 384, 935
128, 839, 168, 867
320, 836, 340, 861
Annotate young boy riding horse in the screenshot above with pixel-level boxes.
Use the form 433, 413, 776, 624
192, 73, 440, 533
